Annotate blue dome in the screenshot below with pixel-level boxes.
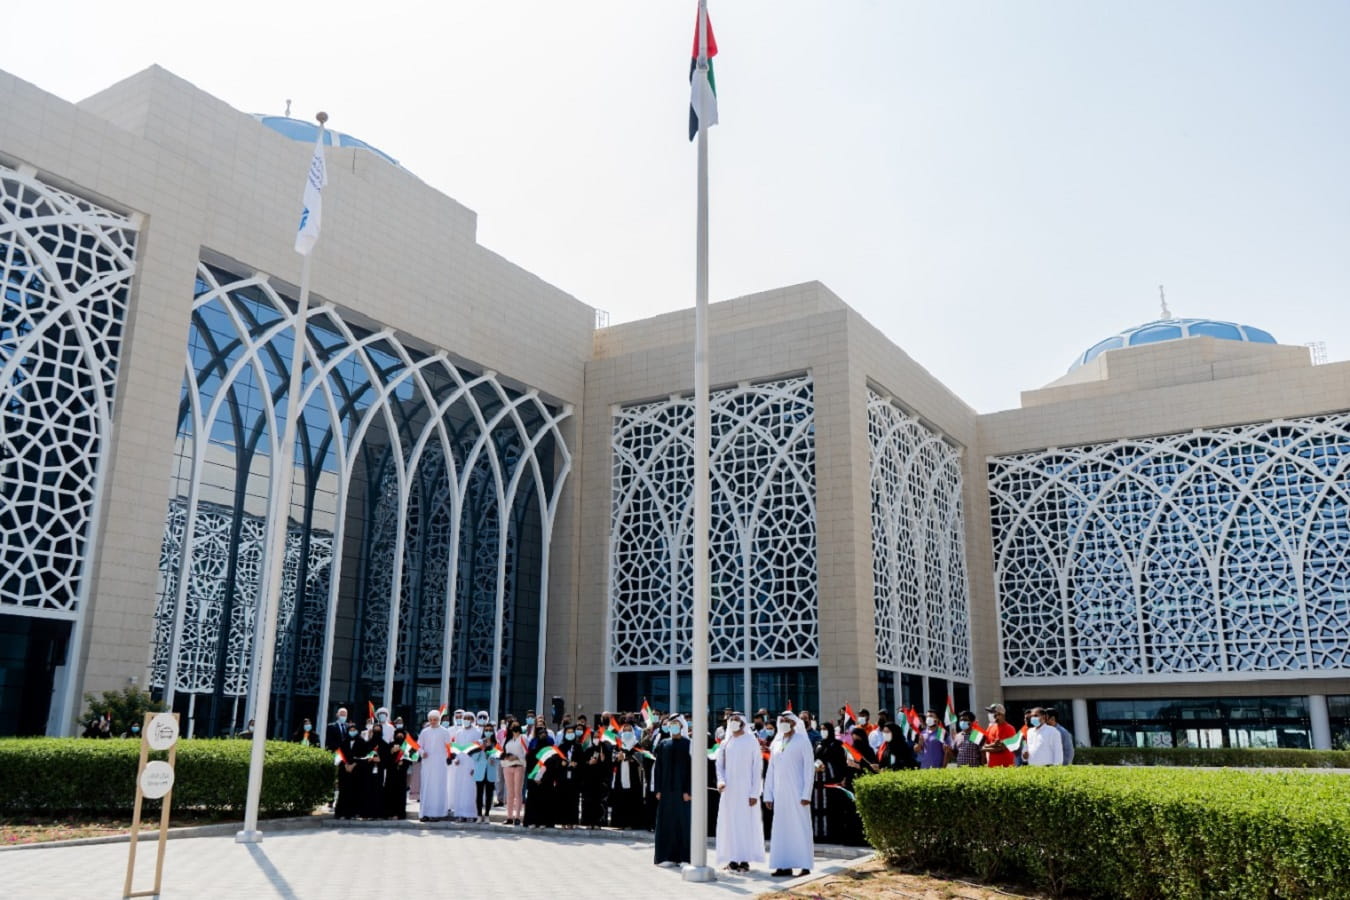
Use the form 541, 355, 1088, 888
1069, 318, 1277, 371
254, 115, 400, 167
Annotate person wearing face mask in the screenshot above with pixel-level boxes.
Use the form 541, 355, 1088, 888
609, 725, 646, 829
500, 723, 528, 825
294, 718, 320, 747
764, 712, 815, 877
876, 724, 918, 772
334, 717, 363, 820
951, 711, 984, 767
915, 709, 951, 769
980, 704, 1017, 767
374, 706, 395, 743
449, 711, 482, 822
1022, 707, 1063, 766
578, 720, 612, 828
524, 722, 560, 828
416, 708, 451, 821
652, 715, 692, 867
356, 716, 389, 820
472, 730, 500, 823
554, 724, 582, 828
714, 713, 765, 873
326, 707, 348, 752
385, 726, 413, 819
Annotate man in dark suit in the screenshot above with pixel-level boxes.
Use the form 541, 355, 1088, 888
326, 706, 349, 752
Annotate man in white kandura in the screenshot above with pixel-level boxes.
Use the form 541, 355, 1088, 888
450, 710, 482, 821
763, 710, 814, 878
417, 709, 451, 821
714, 711, 765, 873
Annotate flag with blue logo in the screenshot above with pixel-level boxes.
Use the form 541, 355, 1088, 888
294, 131, 327, 255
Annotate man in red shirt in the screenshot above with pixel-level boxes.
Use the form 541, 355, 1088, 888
980, 703, 1017, 767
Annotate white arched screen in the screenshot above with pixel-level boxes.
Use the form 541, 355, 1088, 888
989, 413, 1350, 681
608, 375, 818, 672
868, 390, 971, 681
1, 164, 138, 620
149, 262, 571, 729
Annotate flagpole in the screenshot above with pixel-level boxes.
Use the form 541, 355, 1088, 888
236, 112, 328, 844
685, 0, 715, 884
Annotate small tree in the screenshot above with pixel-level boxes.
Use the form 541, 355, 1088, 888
79, 685, 167, 736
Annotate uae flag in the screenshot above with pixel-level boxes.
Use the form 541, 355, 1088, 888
688, 5, 719, 140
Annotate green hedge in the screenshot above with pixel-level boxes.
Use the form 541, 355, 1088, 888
855, 767, 1350, 899
0, 738, 332, 817
1076, 746, 1350, 768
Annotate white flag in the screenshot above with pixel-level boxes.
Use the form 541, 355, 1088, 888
294, 132, 328, 255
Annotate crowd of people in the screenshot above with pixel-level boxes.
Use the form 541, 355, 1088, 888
320, 698, 1077, 875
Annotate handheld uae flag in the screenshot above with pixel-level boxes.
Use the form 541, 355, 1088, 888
842, 742, 865, 764
967, 721, 987, 746
450, 740, 483, 757
688, 2, 719, 141
294, 127, 327, 255
824, 783, 856, 803
635, 748, 656, 761
945, 696, 959, 733
641, 699, 655, 729
333, 747, 348, 766
706, 740, 721, 760
1001, 726, 1028, 751
843, 703, 859, 729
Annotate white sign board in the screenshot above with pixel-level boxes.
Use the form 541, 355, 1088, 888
146, 713, 179, 751
139, 761, 175, 800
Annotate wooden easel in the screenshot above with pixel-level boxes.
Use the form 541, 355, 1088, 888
123, 712, 179, 898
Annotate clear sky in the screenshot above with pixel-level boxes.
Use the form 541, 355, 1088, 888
5, 1, 1346, 412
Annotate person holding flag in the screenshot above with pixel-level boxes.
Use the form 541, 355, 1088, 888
875, 721, 918, 771
980, 703, 1018, 767
915, 709, 951, 769
524, 720, 561, 828
385, 727, 415, 819
951, 710, 986, 767
416, 709, 452, 821
333, 717, 363, 820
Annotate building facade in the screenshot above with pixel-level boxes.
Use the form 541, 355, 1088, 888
2, 66, 1346, 747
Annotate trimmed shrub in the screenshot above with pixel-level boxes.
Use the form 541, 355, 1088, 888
1076, 746, 1350, 768
0, 738, 332, 817
855, 766, 1350, 899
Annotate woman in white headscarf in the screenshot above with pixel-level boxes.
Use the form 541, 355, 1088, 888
764, 711, 815, 877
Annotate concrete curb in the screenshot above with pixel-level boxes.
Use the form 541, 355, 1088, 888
4, 812, 873, 862
0, 815, 322, 852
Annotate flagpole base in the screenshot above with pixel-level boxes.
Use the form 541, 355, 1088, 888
681, 865, 717, 883
234, 829, 264, 844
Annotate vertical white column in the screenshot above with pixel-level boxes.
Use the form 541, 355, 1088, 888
1308, 694, 1331, 750
1072, 697, 1091, 749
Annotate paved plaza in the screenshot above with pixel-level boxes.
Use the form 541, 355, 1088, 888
5, 825, 863, 899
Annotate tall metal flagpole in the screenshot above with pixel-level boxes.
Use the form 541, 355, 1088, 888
684, 0, 715, 884
237, 111, 328, 843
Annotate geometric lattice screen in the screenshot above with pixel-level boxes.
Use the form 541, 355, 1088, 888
1, 164, 139, 616
868, 390, 971, 680
152, 262, 571, 729
609, 375, 817, 670
989, 412, 1350, 680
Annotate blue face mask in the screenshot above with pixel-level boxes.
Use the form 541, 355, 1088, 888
959, 721, 971, 731
1030, 716, 1042, 728
337, 716, 346, 724
131, 726, 141, 734
348, 729, 358, 737
304, 724, 312, 732
565, 731, 575, 740
662, 725, 673, 735
526, 717, 535, 726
